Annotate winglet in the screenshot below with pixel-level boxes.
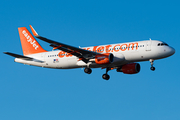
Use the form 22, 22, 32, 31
29, 25, 39, 37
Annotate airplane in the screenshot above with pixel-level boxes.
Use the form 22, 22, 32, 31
4, 25, 175, 80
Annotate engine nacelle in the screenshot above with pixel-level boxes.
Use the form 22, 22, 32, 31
117, 63, 140, 74
95, 53, 114, 65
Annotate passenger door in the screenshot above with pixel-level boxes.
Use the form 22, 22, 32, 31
146, 40, 151, 51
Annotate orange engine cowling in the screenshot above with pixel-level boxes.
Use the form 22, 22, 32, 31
117, 63, 140, 74
95, 53, 114, 64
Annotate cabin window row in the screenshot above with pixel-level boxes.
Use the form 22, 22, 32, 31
48, 54, 59, 57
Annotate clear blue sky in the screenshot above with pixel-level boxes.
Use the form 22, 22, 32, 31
1, 0, 180, 120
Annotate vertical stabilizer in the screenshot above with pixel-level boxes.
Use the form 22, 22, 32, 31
18, 27, 47, 55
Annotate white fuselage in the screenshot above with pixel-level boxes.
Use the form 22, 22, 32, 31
15, 40, 175, 69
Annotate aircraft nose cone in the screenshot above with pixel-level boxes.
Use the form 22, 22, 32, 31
170, 47, 175, 55
168, 47, 175, 56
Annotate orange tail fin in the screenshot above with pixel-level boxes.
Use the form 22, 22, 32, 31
18, 27, 47, 55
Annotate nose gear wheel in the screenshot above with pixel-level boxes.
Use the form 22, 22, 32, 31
149, 59, 155, 71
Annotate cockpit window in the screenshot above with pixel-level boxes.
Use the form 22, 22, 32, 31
157, 42, 169, 46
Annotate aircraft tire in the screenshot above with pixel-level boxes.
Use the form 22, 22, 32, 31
150, 66, 155, 71
102, 74, 110, 80
84, 68, 92, 74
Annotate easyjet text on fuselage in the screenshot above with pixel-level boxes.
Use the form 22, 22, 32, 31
58, 42, 139, 58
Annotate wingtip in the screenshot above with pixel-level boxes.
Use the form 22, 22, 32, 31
29, 25, 39, 37
3, 52, 8, 54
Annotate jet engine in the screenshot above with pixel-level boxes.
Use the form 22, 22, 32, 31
95, 53, 114, 64
117, 63, 140, 74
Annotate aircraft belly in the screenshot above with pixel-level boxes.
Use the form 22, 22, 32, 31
15, 58, 46, 67
56, 57, 79, 69
124, 49, 160, 62
124, 51, 141, 61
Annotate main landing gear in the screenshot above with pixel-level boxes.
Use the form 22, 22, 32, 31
84, 67, 111, 80
84, 67, 110, 80
84, 67, 92, 74
102, 68, 110, 80
149, 59, 155, 71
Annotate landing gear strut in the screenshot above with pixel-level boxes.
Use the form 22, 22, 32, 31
84, 68, 92, 74
149, 59, 155, 71
102, 68, 110, 80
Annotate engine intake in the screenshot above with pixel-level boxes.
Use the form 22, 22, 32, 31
117, 63, 140, 74
95, 53, 114, 65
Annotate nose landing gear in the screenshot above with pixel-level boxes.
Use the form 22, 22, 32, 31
149, 59, 155, 71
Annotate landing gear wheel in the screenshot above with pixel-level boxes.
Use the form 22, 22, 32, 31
102, 74, 110, 80
150, 66, 155, 71
149, 59, 155, 71
84, 68, 92, 74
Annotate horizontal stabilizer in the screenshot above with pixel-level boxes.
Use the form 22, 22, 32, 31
4, 52, 33, 59
4, 52, 45, 63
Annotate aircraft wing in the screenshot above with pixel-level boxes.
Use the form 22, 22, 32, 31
30, 25, 100, 63
4, 52, 45, 63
